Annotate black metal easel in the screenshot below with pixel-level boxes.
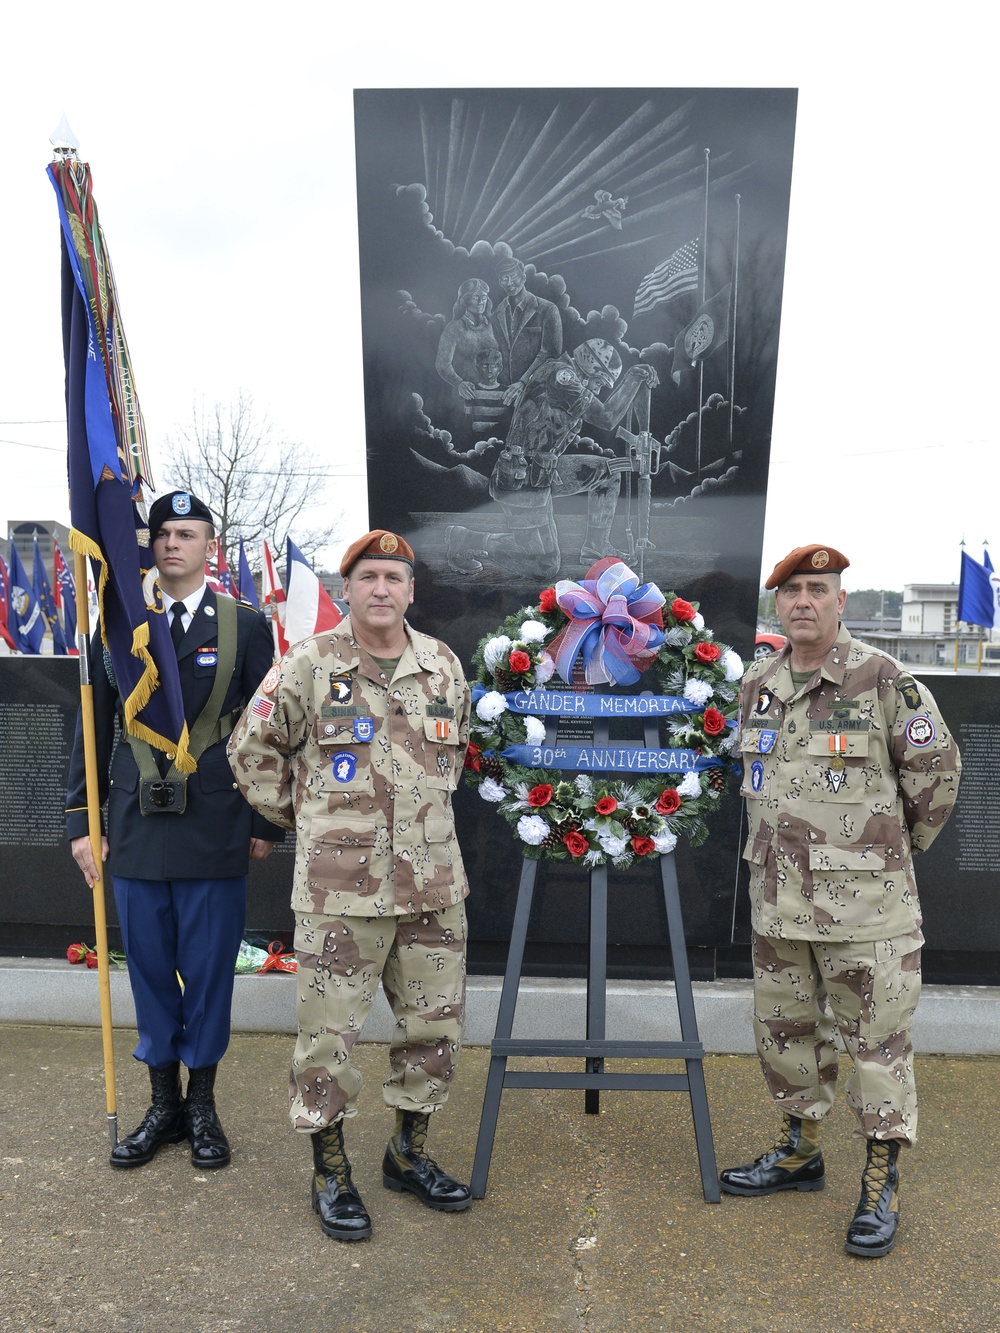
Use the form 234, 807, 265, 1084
470, 713, 720, 1202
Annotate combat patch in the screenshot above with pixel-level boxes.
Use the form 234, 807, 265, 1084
905, 715, 936, 747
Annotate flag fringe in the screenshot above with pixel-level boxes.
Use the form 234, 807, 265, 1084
69, 527, 195, 773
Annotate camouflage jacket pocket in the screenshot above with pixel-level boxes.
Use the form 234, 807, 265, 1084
312, 718, 375, 793
422, 716, 462, 790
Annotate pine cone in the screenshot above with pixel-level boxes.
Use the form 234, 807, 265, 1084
552, 818, 577, 837
620, 815, 638, 832
480, 756, 504, 780
708, 766, 727, 792
492, 667, 516, 692
540, 830, 564, 851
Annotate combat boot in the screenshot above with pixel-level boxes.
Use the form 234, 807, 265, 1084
109, 1062, 186, 1168
720, 1113, 825, 1196
311, 1121, 372, 1241
845, 1139, 901, 1258
185, 1064, 231, 1168
382, 1109, 472, 1212
445, 525, 484, 574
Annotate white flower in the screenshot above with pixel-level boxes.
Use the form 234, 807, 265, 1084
535, 653, 556, 684
519, 620, 549, 643
597, 830, 630, 858
722, 649, 744, 682
483, 636, 513, 670
476, 690, 508, 722
683, 678, 713, 707
653, 831, 678, 855
517, 814, 549, 845
524, 715, 546, 745
691, 613, 705, 631
479, 777, 507, 802
677, 772, 702, 799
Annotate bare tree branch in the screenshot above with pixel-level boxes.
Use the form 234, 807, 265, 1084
162, 393, 343, 572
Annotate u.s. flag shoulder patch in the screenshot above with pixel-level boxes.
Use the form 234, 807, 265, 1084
251, 695, 274, 722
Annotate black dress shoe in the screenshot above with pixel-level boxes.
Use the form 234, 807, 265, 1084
845, 1140, 901, 1258
110, 1063, 186, 1168
382, 1110, 471, 1212
185, 1065, 231, 1169
720, 1114, 825, 1196
312, 1122, 372, 1242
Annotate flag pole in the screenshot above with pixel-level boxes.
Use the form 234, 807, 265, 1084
73, 546, 118, 1147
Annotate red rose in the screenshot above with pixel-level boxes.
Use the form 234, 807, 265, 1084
539, 587, 558, 613
594, 796, 618, 816
655, 788, 681, 815
563, 830, 590, 857
85, 951, 99, 969
509, 649, 532, 674
464, 742, 482, 773
702, 707, 726, 736
671, 598, 696, 622
528, 784, 553, 807
632, 835, 656, 857
694, 642, 721, 663
66, 942, 88, 965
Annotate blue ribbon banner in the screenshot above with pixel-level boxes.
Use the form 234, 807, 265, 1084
501, 744, 722, 774
473, 684, 691, 716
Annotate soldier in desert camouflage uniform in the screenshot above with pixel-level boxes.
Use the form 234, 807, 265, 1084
228, 531, 472, 1241
720, 544, 961, 1259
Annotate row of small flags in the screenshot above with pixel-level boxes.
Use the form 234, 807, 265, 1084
0, 536, 81, 656
957, 546, 1000, 631
0, 534, 341, 656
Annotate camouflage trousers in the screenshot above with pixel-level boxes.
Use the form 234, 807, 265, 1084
289, 903, 467, 1132
751, 929, 923, 1144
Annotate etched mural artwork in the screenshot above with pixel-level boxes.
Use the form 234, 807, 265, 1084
354, 89, 798, 971
355, 88, 797, 607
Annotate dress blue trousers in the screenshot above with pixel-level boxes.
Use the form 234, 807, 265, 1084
112, 875, 246, 1070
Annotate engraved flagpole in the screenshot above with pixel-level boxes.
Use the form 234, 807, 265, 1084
696, 149, 710, 477
728, 194, 741, 450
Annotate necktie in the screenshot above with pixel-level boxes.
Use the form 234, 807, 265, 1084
170, 601, 187, 651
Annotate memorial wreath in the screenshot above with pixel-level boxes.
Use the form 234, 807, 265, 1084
463, 558, 745, 867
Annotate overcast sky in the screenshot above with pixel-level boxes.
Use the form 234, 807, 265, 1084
1, 2, 994, 592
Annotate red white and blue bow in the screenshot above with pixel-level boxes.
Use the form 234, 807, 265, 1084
550, 558, 665, 686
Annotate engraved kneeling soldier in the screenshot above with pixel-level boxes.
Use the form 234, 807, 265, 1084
66, 490, 281, 1170
721, 544, 960, 1258
228, 530, 473, 1241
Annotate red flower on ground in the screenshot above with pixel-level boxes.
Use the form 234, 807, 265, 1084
464, 742, 482, 772
702, 707, 726, 736
655, 788, 681, 815
671, 598, 696, 622
85, 951, 99, 969
66, 942, 88, 965
594, 796, 618, 817
509, 649, 532, 674
694, 642, 721, 663
632, 835, 656, 856
563, 830, 590, 857
539, 587, 558, 613
528, 784, 554, 808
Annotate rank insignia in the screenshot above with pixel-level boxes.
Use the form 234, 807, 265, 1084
905, 715, 936, 747
755, 688, 774, 715
353, 717, 374, 742
758, 730, 776, 754
751, 760, 764, 792
332, 752, 358, 783
330, 674, 353, 704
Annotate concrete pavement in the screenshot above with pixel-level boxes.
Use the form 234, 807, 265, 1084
1, 1024, 998, 1331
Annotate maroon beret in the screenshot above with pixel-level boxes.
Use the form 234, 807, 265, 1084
339, 530, 415, 578
765, 544, 850, 590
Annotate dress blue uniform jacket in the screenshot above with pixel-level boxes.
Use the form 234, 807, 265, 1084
66, 589, 284, 879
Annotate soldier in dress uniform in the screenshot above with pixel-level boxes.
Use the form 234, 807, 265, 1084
227, 530, 473, 1242
66, 491, 281, 1170
721, 544, 961, 1258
